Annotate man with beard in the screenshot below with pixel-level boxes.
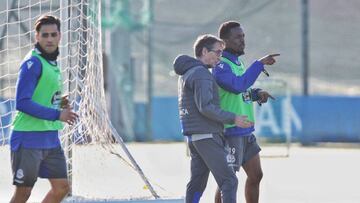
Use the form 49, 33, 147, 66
212, 21, 279, 203
10, 15, 78, 203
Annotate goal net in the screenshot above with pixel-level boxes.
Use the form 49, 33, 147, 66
0, 0, 173, 202
253, 79, 293, 157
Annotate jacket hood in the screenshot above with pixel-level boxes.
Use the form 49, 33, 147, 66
173, 55, 203, 75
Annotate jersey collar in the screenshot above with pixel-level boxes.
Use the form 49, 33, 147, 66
222, 50, 241, 66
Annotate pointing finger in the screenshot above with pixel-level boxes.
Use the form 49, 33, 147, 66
269, 53, 280, 57
268, 93, 276, 100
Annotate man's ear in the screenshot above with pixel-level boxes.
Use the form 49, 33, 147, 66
223, 39, 230, 47
201, 47, 208, 57
35, 32, 39, 42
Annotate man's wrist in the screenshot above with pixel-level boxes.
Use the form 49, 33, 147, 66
55, 110, 61, 120
251, 88, 262, 102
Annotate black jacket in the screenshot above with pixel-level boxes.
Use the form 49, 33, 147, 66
173, 55, 235, 136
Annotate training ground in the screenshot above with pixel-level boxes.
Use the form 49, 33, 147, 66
1, 143, 360, 203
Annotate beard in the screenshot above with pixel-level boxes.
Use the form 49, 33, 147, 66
224, 47, 244, 56
238, 49, 245, 56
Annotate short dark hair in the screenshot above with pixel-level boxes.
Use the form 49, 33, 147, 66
35, 15, 60, 32
218, 21, 240, 40
193, 34, 223, 58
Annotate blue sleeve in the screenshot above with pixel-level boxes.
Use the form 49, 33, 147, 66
212, 60, 264, 94
15, 57, 61, 121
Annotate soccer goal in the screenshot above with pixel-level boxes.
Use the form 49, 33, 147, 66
0, 1, 182, 202
253, 79, 293, 158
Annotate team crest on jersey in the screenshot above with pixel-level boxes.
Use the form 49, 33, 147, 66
218, 63, 224, 69
27, 61, 33, 69
16, 169, 24, 179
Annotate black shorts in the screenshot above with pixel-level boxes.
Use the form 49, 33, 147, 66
225, 134, 261, 171
11, 147, 68, 187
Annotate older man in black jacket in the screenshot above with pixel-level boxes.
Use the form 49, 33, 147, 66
173, 34, 253, 203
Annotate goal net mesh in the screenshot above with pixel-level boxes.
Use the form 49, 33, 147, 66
0, 0, 166, 201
